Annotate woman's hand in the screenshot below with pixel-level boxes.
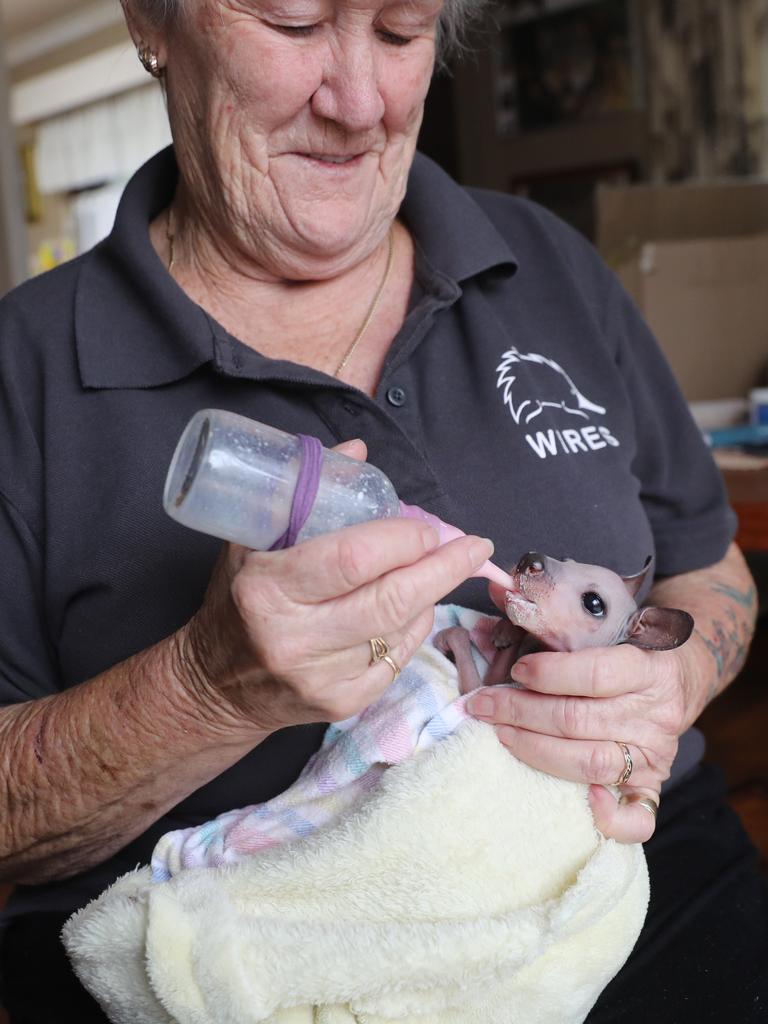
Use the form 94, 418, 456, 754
175, 441, 494, 738
465, 641, 685, 843
465, 545, 756, 844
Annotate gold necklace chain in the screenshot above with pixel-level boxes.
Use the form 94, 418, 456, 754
333, 226, 395, 378
166, 208, 394, 378
166, 206, 176, 272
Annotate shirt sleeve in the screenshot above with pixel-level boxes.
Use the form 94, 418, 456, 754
0, 492, 59, 705
602, 273, 737, 576
482, 191, 737, 579
0, 293, 60, 705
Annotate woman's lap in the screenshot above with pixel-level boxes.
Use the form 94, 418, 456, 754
2, 764, 766, 1023
588, 762, 768, 1022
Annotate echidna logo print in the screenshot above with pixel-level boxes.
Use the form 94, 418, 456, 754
496, 347, 607, 425
495, 347, 619, 460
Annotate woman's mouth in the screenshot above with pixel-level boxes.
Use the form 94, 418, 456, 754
297, 152, 364, 168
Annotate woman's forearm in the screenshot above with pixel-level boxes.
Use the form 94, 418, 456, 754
0, 629, 267, 884
0, 517, 480, 886
648, 542, 758, 729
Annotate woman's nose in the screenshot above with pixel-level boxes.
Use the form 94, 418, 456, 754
311, 39, 386, 132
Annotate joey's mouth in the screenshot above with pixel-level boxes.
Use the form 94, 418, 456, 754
504, 587, 537, 621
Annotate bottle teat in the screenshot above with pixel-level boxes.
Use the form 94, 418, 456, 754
399, 503, 513, 589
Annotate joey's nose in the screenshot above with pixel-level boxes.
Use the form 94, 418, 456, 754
517, 552, 545, 575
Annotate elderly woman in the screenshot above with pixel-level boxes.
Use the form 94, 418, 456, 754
0, 0, 764, 1020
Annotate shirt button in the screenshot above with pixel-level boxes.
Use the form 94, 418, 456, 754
387, 386, 407, 407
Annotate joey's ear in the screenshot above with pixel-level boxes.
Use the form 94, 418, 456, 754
621, 555, 655, 603
622, 606, 694, 651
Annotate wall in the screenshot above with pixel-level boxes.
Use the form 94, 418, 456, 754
450, 0, 768, 237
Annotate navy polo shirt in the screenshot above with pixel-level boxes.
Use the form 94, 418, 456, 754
0, 148, 735, 916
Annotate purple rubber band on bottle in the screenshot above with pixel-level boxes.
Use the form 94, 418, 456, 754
269, 434, 324, 550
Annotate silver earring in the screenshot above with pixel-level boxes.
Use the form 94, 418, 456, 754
138, 44, 163, 79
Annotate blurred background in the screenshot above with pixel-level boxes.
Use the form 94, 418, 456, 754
0, 0, 767, 910
2, 0, 768, 406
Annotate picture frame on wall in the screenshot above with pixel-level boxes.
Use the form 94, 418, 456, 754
494, 0, 645, 137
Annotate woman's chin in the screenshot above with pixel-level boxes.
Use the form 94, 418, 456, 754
273, 217, 388, 276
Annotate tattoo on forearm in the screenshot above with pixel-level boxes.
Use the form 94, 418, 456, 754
696, 581, 758, 703
712, 581, 759, 611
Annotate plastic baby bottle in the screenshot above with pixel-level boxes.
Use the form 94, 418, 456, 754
164, 409, 512, 587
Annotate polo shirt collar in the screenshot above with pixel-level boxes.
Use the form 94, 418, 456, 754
75, 147, 518, 390
403, 152, 518, 283
75, 148, 215, 390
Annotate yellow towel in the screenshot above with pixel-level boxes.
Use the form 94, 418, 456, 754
63, 634, 648, 1024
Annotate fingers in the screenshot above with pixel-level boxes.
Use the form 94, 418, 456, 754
242, 518, 443, 605
466, 686, 657, 750
284, 605, 437, 724
467, 679, 677, 812
219, 520, 492, 722
589, 785, 659, 844
361, 607, 435, 686
508, 643, 667, 698
195, 507, 493, 731
247, 519, 492, 607
331, 438, 367, 461
243, 522, 494, 641
355, 535, 495, 640
489, 724, 659, 789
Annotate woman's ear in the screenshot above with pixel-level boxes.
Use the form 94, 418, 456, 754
119, 0, 145, 48
119, 1, 169, 73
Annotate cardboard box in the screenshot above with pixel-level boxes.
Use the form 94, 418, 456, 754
596, 179, 768, 403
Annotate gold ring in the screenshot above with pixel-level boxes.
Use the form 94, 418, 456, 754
380, 654, 401, 682
369, 636, 389, 665
614, 742, 633, 786
619, 793, 659, 819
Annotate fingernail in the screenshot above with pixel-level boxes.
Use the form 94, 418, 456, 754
467, 694, 495, 717
469, 538, 495, 567
511, 659, 529, 679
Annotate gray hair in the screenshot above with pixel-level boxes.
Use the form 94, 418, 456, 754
127, 0, 489, 63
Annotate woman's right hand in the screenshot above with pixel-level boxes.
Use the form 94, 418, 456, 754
175, 494, 494, 738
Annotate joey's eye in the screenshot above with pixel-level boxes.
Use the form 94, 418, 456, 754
582, 592, 606, 617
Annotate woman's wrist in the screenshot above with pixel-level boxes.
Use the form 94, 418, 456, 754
674, 628, 727, 727
648, 543, 758, 728
166, 618, 276, 743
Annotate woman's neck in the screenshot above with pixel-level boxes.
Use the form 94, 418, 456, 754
148, 202, 413, 392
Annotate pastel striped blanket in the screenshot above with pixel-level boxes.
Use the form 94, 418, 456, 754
151, 605, 482, 880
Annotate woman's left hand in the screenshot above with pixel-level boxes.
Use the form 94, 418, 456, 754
465, 641, 686, 843
465, 543, 757, 844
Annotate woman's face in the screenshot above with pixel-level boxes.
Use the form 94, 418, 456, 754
159, 0, 442, 277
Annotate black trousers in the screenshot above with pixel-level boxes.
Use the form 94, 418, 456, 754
3, 763, 767, 1023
